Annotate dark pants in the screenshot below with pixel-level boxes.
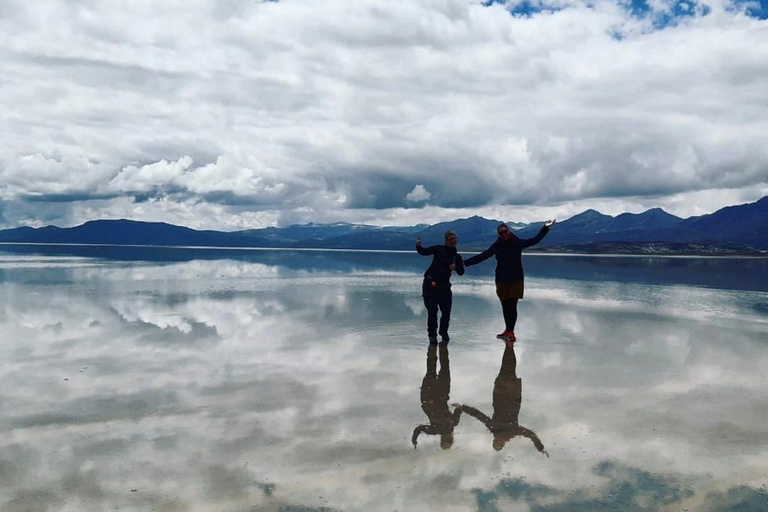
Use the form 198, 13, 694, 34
423, 281, 452, 338
501, 298, 519, 331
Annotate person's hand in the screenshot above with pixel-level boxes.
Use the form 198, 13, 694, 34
545, 219, 556, 228
415, 236, 422, 247
449, 263, 456, 271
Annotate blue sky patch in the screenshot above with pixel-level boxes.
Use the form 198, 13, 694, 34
483, 0, 767, 22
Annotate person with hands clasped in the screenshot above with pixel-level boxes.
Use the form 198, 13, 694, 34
463, 219, 555, 343
416, 231, 464, 344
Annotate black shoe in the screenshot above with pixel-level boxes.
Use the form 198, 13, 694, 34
428, 335, 438, 344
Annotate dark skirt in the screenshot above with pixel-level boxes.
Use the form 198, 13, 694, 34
496, 280, 524, 300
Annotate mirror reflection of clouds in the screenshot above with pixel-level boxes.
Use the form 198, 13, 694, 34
1, 255, 767, 511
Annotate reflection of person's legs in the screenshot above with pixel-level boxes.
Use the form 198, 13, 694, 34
423, 294, 439, 339
492, 344, 522, 451
437, 291, 452, 340
421, 345, 438, 408
501, 298, 518, 332
437, 343, 450, 379
426, 344, 438, 375
498, 343, 518, 378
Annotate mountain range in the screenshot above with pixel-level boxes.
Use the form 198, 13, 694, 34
1, 196, 766, 254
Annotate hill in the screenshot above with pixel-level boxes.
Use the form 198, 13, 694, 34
1, 196, 765, 254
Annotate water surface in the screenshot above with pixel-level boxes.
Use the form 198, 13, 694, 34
1, 246, 767, 512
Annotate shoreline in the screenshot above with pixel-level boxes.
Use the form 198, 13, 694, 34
1, 242, 766, 259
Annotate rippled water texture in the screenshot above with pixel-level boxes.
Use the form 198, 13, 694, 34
1, 246, 767, 512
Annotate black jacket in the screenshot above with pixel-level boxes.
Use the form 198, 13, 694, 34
464, 226, 549, 283
416, 244, 465, 288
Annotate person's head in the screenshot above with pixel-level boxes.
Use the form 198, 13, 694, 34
497, 223, 511, 240
440, 432, 454, 450
493, 432, 510, 451
444, 230, 458, 248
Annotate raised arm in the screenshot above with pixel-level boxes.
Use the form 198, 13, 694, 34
519, 220, 555, 249
517, 426, 548, 456
463, 242, 498, 267
415, 236, 437, 256
457, 404, 492, 428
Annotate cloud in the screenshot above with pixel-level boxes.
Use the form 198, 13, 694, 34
2, 254, 768, 510
406, 184, 433, 203
106, 156, 193, 195
0, 0, 767, 228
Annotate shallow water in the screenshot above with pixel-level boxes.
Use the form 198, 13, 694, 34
1, 246, 767, 512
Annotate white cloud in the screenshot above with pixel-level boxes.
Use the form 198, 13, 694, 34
405, 184, 432, 202
0, 0, 766, 228
106, 156, 193, 195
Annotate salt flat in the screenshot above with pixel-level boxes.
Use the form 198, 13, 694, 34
0, 247, 766, 512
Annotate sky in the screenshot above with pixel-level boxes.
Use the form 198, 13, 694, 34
1, 0, 767, 230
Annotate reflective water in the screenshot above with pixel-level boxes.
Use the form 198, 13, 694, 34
1, 246, 767, 512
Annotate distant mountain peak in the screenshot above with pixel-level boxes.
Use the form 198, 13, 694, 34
569, 208, 608, 221
81, 218, 171, 227
616, 208, 679, 220
644, 207, 677, 216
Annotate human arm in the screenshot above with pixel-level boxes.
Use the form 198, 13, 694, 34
519, 220, 555, 249
463, 242, 498, 267
457, 404, 492, 428
451, 406, 463, 426
412, 425, 427, 448
517, 426, 548, 457
415, 236, 437, 256
452, 254, 465, 276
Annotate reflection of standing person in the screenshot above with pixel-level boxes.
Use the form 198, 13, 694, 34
458, 344, 547, 454
412, 344, 462, 449
416, 231, 465, 344
464, 220, 555, 342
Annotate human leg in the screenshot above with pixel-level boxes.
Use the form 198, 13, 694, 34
437, 291, 453, 342
502, 298, 519, 332
423, 294, 439, 341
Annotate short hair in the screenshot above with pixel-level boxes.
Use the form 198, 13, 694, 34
444, 230, 457, 240
497, 223, 509, 232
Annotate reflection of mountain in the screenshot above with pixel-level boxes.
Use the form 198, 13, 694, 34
1, 245, 767, 292
460, 344, 547, 454
1, 196, 766, 253
412, 344, 461, 449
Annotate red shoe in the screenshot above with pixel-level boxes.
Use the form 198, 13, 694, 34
496, 330, 516, 342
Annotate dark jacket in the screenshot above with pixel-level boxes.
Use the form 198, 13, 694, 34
416, 244, 465, 289
464, 226, 549, 283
